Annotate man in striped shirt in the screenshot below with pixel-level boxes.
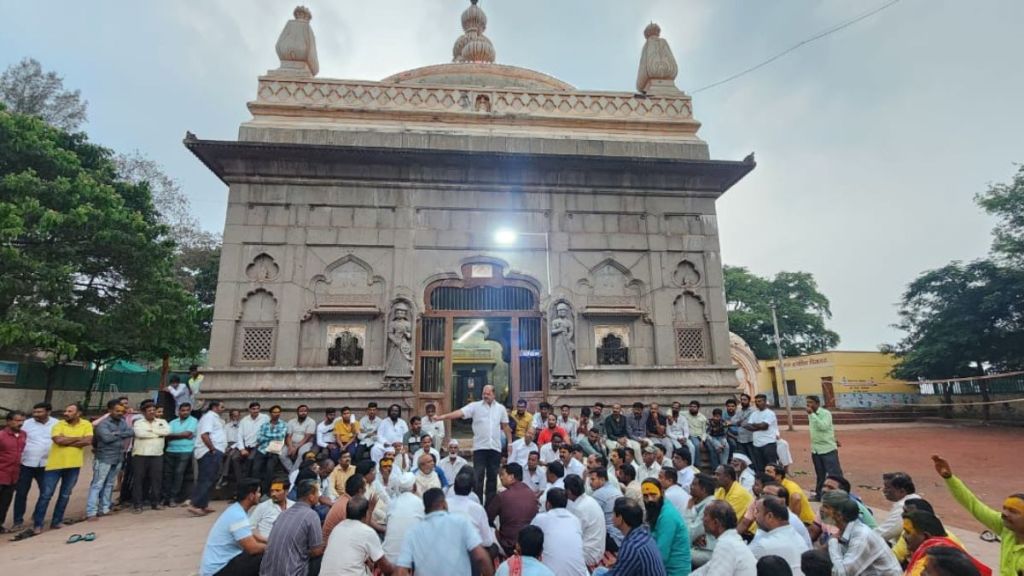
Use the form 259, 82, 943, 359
593, 497, 667, 576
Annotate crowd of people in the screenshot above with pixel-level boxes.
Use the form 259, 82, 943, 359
0, 382, 1021, 576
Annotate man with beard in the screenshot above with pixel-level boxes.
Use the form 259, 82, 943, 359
280, 405, 315, 472
403, 416, 423, 456
590, 402, 607, 435
510, 399, 534, 441
641, 479, 690, 576
683, 401, 708, 469
603, 405, 629, 451
730, 453, 756, 494
357, 402, 381, 462
579, 427, 607, 459
439, 439, 468, 483
374, 404, 408, 463
728, 394, 754, 458
665, 402, 689, 452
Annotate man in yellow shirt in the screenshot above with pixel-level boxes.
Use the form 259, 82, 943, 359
332, 406, 360, 461
713, 464, 754, 533
32, 403, 93, 533
510, 399, 533, 440
765, 462, 815, 525
933, 454, 1024, 576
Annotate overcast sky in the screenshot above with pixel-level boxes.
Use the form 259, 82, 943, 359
3, 0, 1022, 351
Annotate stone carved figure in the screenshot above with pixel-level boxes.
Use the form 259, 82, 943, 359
550, 302, 577, 389
383, 301, 414, 389
328, 332, 363, 367
272, 6, 319, 78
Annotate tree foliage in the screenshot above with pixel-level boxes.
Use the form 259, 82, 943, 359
0, 106, 203, 378
976, 163, 1024, 265
0, 58, 87, 131
724, 266, 840, 359
889, 260, 1024, 380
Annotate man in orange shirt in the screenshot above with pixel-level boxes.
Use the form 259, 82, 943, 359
536, 414, 568, 447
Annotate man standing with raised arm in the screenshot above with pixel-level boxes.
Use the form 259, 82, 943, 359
435, 384, 512, 505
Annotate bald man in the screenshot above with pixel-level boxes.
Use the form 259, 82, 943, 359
436, 385, 512, 506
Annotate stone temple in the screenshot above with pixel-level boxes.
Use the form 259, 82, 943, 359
186, 2, 756, 418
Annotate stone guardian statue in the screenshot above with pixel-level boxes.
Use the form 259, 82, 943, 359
383, 301, 414, 389
550, 302, 577, 389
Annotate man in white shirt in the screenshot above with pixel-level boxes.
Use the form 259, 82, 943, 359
559, 445, 586, 479
190, 401, 228, 516
381, 473, 424, 564
438, 439, 467, 483
420, 403, 445, 449
531, 487, 589, 576
525, 452, 547, 495
410, 434, 441, 469
744, 394, 779, 474
314, 408, 337, 457
731, 452, 757, 493
671, 447, 698, 492
557, 404, 578, 442
509, 427, 538, 467
666, 402, 690, 451
357, 402, 381, 461
749, 496, 809, 574
564, 474, 606, 569
658, 467, 690, 518
237, 402, 269, 477
634, 445, 661, 481
12, 401, 58, 529
435, 384, 512, 506
167, 375, 193, 411
218, 409, 243, 488
538, 433, 562, 465
280, 404, 316, 472
248, 478, 294, 541
320, 496, 396, 575
530, 402, 552, 431
876, 471, 921, 545
373, 404, 408, 463
446, 469, 495, 549
692, 500, 757, 575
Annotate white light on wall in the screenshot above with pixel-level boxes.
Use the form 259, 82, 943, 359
494, 229, 518, 245
456, 319, 486, 343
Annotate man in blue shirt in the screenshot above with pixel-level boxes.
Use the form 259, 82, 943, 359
199, 479, 266, 576
162, 403, 197, 506
594, 497, 667, 576
397, 487, 494, 576
496, 525, 555, 576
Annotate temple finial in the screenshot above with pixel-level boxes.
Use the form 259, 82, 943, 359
636, 22, 681, 95
271, 6, 319, 78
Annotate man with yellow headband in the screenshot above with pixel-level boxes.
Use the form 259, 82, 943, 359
901, 510, 991, 576
248, 477, 293, 542
933, 454, 1024, 575
640, 479, 690, 576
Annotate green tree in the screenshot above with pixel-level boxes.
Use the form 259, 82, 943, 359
0, 58, 87, 131
890, 261, 1024, 380
0, 106, 202, 401
724, 266, 840, 359
976, 163, 1024, 265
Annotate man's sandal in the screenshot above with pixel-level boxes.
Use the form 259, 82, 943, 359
66, 533, 83, 544
980, 530, 1001, 543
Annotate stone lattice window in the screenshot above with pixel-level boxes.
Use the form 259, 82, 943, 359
675, 327, 706, 363
239, 326, 276, 363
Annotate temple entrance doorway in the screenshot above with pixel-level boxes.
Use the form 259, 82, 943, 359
416, 262, 546, 438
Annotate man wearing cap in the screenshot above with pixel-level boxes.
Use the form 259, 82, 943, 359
439, 439, 467, 482
436, 384, 513, 505
509, 427, 539, 468
382, 472, 425, 564
634, 445, 661, 481
731, 453, 756, 493
511, 399, 534, 440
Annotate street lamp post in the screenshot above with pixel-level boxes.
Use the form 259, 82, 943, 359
771, 304, 796, 432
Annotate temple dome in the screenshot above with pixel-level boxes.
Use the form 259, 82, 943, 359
382, 62, 575, 91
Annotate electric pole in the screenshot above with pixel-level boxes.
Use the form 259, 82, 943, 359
771, 304, 795, 431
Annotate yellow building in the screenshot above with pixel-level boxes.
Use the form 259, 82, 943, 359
757, 351, 918, 409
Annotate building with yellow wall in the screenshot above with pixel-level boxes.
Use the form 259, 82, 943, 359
758, 351, 918, 409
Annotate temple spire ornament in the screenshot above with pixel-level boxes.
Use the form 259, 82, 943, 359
636, 22, 681, 95
452, 0, 496, 63
271, 6, 319, 78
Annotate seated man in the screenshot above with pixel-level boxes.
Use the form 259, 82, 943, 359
199, 479, 266, 576
640, 479, 690, 576
396, 488, 493, 576
594, 497, 666, 576
413, 452, 442, 495
748, 495, 809, 574
259, 479, 324, 576
496, 525, 555, 576
821, 490, 902, 575
685, 474, 717, 568
247, 477, 294, 542
712, 465, 753, 531
691, 501, 756, 575
487, 463, 539, 557
320, 496, 396, 575
902, 510, 991, 576
764, 461, 815, 525
875, 471, 921, 545
730, 453, 756, 493
530, 488, 588, 576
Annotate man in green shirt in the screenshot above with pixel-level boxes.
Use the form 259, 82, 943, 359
805, 396, 843, 500
641, 478, 691, 575
932, 454, 1024, 576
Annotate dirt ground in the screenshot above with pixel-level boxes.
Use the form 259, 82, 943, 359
0, 421, 1015, 574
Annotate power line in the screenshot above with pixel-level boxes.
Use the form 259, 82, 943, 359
692, 0, 903, 94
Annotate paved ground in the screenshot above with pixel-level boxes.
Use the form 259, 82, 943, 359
1, 421, 1014, 574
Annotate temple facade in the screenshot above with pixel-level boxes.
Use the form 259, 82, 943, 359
186, 2, 755, 415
